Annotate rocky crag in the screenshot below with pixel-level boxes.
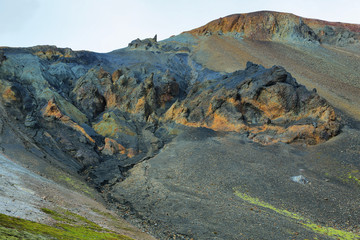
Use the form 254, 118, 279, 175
0, 11, 359, 240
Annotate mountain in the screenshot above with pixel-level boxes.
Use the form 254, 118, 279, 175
182, 11, 360, 122
188, 11, 360, 45
0, 11, 359, 240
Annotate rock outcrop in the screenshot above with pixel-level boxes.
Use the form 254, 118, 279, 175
0, 42, 340, 171
128, 35, 159, 50
163, 62, 339, 144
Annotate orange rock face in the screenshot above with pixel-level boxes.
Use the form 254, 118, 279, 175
111, 69, 122, 82
163, 63, 340, 145
102, 138, 126, 156
32, 46, 76, 60
42, 99, 95, 143
2, 86, 19, 103
42, 99, 67, 120
101, 138, 136, 158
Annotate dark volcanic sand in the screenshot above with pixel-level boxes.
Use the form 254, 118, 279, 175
108, 124, 360, 239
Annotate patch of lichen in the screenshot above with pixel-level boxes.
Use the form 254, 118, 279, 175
41, 208, 100, 229
337, 170, 360, 187
93, 112, 136, 138
233, 190, 304, 221
91, 208, 118, 221
346, 170, 360, 185
302, 222, 360, 240
40, 208, 76, 224
56, 173, 94, 197
0, 210, 133, 240
0, 225, 49, 240
42, 166, 96, 199
234, 189, 360, 240
90, 208, 135, 232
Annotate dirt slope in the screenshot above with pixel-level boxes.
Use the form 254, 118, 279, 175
185, 11, 360, 120
190, 35, 360, 120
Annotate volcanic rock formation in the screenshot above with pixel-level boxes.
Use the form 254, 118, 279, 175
0, 39, 342, 200
0, 44, 340, 170
1, 11, 360, 240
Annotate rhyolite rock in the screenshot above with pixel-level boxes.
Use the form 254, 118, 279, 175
0, 42, 340, 171
163, 62, 339, 145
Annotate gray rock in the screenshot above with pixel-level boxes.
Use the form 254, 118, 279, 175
128, 36, 159, 50
0, 51, 6, 63
290, 175, 309, 184
24, 114, 37, 128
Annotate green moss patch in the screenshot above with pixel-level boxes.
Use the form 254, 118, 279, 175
93, 112, 136, 138
56, 174, 94, 197
0, 210, 133, 240
90, 208, 135, 232
234, 190, 360, 240
346, 170, 360, 185
40, 208, 75, 224
336, 170, 360, 187
90, 208, 118, 222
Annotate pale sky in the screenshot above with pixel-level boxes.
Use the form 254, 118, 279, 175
1, 0, 359, 53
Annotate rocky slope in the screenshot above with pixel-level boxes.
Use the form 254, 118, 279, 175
0, 153, 155, 240
184, 11, 360, 122
188, 11, 360, 46
0, 11, 359, 240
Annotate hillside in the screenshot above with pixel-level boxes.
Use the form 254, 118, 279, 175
0, 11, 359, 240
184, 11, 360, 121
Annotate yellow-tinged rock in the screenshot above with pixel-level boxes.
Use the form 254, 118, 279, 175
102, 138, 126, 156
41, 99, 95, 143
0, 80, 21, 105
93, 112, 136, 138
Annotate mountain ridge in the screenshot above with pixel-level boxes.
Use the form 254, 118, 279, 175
187, 11, 360, 46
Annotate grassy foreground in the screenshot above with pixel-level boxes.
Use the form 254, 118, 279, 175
0, 208, 134, 240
